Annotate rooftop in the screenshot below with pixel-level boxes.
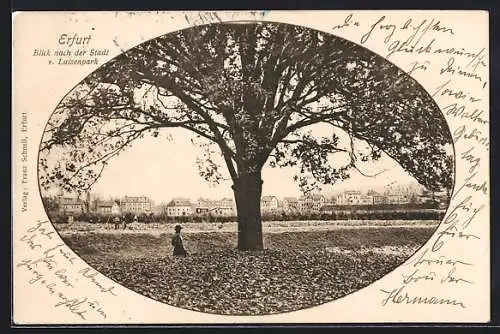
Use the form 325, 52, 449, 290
121, 196, 151, 203
167, 198, 192, 207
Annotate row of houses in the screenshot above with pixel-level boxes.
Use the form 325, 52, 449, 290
54, 189, 446, 217
337, 190, 412, 206
162, 197, 236, 217
55, 195, 234, 217
56, 195, 154, 215
260, 189, 446, 213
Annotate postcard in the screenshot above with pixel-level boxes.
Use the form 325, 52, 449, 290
12, 10, 489, 324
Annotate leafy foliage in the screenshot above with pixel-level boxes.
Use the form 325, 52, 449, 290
39, 22, 453, 197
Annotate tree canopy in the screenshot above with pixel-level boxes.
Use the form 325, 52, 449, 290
39, 22, 454, 197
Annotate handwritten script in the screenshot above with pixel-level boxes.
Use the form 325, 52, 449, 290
16, 220, 117, 320
329, 13, 488, 311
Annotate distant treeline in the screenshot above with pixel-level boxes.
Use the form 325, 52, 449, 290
48, 207, 446, 224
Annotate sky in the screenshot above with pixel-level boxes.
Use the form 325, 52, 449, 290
83, 127, 422, 204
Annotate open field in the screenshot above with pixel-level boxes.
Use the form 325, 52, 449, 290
60, 224, 437, 315
55, 219, 439, 234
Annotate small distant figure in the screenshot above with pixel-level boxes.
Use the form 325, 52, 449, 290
113, 216, 121, 229
171, 225, 187, 256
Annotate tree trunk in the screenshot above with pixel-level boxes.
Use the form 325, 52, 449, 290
232, 170, 264, 251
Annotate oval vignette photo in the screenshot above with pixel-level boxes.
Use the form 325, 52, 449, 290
38, 22, 455, 316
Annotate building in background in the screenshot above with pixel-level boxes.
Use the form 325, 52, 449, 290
367, 190, 387, 205
282, 197, 299, 212
94, 199, 121, 215
336, 191, 362, 205
58, 197, 85, 214
216, 197, 236, 216
359, 194, 374, 205
96, 200, 113, 214
120, 196, 154, 214
261, 195, 279, 213
166, 197, 193, 216
299, 194, 326, 212
195, 197, 214, 215
194, 197, 235, 216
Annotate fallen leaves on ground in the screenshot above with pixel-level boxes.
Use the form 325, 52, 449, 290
62, 228, 435, 315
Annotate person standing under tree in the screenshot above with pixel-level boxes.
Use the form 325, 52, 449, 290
171, 225, 187, 256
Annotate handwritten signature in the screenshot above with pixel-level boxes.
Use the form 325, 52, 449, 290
380, 286, 466, 308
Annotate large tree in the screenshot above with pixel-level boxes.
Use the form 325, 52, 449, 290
39, 22, 453, 250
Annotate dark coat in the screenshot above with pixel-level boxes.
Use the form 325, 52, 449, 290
171, 233, 187, 256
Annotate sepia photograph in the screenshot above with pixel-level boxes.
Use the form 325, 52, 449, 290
36, 21, 456, 316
